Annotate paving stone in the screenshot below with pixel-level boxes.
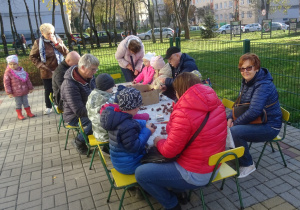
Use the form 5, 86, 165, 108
68, 200, 82, 210
272, 182, 293, 194
16, 199, 42, 210
249, 203, 268, 210
280, 191, 300, 208
17, 191, 30, 205
270, 202, 296, 210
262, 196, 285, 208
6, 184, 19, 196
42, 195, 55, 209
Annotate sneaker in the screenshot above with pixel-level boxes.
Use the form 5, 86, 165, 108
44, 108, 52, 115
238, 163, 256, 178
175, 192, 188, 205
72, 138, 88, 155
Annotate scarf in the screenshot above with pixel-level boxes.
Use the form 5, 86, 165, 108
7, 66, 28, 82
39, 35, 64, 64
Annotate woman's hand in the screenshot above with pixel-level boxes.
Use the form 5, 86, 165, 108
29, 90, 34, 93
134, 70, 139, 75
154, 136, 164, 146
227, 118, 234, 128
49, 34, 58, 45
126, 64, 133, 71
8, 94, 13, 98
146, 123, 156, 134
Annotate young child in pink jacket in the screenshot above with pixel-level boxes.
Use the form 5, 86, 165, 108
133, 52, 156, 85
3, 55, 35, 120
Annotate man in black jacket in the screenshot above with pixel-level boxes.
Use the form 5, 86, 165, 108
160, 47, 199, 100
52, 51, 80, 110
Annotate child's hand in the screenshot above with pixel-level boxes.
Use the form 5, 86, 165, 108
132, 81, 136, 84
8, 94, 13, 98
146, 123, 156, 134
154, 136, 164, 146
29, 90, 34, 93
134, 70, 139, 75
159, 77, 166, 84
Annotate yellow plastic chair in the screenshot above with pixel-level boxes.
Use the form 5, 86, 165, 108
249, 107, 290, 168
222, 98, 234, 109
49, 93, 79, 149
97, 145, 154, 210
110, 73, 121, 79
78, 118, 109, 169
188, 147, 245, 210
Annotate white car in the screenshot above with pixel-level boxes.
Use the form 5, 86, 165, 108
243, 23, 261, 32
137, 28, 174, 40
216, 24, 231, 34
280, 23, 289, 30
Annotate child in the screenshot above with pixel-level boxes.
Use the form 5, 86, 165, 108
3, 55, 35, 120
150, 56, 172, 89
100, 87, 156, 174
133, 52, 155, 85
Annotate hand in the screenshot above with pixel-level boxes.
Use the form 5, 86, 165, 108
126, 64, 133, 71
146, 123, 156, 134
154, 136, 164, 146
29, 90, 34, 93
227, 119, 234, 128
8, 94, 13, 98
49, 34, 57, 45
134, 70, 139, 75
159, 77, 166, 85
160, 85, 167, 91
132, 80, 136, 84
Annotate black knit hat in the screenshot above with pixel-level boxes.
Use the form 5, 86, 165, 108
164, 46, 181, 59
117, 87, 142, 111
95, 73, 115, 91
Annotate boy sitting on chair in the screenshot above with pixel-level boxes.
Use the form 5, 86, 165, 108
100, 87, 156, 174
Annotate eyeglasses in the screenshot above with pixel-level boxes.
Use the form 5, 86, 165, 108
238, 66, 253, 72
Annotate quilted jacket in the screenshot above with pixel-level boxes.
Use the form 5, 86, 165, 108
156, 84, 227, 174
134, 66, 155, 85
228, 68, 282, 129
29, 39, 69, 79
100, 106, 152, 174
3, 67, 33, 97
61, 66, 95, 123
115, 35, 145, 71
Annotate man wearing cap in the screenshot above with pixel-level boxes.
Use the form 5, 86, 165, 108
160, 46, 199, 100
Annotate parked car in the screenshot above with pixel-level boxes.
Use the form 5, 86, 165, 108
92, 31, 122, 43
271, 22, 284, 30
243, 23, 261, 32
12, 36, 34, 49
137, 28, 174, 40
189, 26, 206, 31
216, 24, 231, 34
280, 23, 289, 30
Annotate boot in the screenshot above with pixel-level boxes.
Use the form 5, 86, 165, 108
24, 107, 35, 118
72, 137, 88, 155
16, 109, 25, 120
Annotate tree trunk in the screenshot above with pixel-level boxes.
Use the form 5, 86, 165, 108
133, 2, 137, 35
0, 13, 8, 55
8, 0, 18, 54
92, 13, 100, 47
154, 0, 163, 42
33, 0, 40, 35
57, 0, 73, 50
173, 0, 181, 38
146, 0, 156, 43
113, 0, 118, 46
78, 0, 86, 49
52, 0, 55, 26
24, 0, 36, 44
38, 0, 42, 25
182, 0, 190, 39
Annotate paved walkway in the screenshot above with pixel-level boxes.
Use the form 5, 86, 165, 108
0, 87, 300, 210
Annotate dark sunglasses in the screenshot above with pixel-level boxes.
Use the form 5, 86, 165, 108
238, 66, 253, 72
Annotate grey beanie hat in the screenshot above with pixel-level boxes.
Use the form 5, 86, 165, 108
117, 87, 142, 111
96, 73, 115, 91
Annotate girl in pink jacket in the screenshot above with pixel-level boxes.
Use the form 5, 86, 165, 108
3, 55, 35, 120
133, 52, 156, 85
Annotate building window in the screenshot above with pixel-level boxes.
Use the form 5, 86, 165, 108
230, 13, 233, 18
220, 14, 223, 20
241, 11, 244, 18
220, 3, 222, 8
229, 1, 233, 8
215, 15, 219, 20
215, 3, 218, 9
225, 14, 228, 20
241, 0, 244, 5
224, 2, 227, 7
247, 11, 252, 18
247, 0, 252, 4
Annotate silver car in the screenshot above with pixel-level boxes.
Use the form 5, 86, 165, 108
137, 28, 174, 40
216, 24, 231, 34
243, 23, 261, 32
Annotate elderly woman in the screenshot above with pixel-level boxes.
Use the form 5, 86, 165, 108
115, 35, 144, 82
30, 23, 68, 115
227, 53, 282, 178
135, 72, 227, 210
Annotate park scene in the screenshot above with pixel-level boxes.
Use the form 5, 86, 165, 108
0, 0, 300, 210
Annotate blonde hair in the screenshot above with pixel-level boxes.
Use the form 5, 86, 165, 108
40, 23, 55, 34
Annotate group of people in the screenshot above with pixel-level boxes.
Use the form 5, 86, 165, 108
3, 27, 283, 210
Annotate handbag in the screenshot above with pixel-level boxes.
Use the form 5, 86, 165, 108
141, 112, 210, 164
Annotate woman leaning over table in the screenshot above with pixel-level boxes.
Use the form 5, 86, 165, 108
135, 72, 227, 210
29, 23, 68, 115
227, 53, 282, 178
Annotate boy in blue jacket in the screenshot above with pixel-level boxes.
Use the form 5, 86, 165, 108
100, 87, 156, 174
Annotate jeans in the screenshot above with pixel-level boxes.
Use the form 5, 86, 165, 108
120, 67, 135, 82
230, 124, 280, 167
135, 162, 202, 209
43, 79, 53, 108
68, 117, 92, 143
15, 95, 29, 109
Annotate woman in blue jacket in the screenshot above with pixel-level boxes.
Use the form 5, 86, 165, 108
227, 53, 282, 178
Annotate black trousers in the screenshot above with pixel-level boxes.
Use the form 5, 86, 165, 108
43, 79, 53, 108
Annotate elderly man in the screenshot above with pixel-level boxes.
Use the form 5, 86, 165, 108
52, 51, 81, 110
61, 54, 98, 155
160, 46, 199, 100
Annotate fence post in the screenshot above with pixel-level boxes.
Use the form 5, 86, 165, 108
77, 45, 81, 56
243, 39, 250, 54
175, 37, 181, 49
169, 37, 173, 48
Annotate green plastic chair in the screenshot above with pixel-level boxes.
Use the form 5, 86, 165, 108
49, 93, 79, 149
249, 107, 290, 168
188, 147, 245, 210
97, 144, 154, 210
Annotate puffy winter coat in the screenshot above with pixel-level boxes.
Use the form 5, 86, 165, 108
115, 35, 145, 71
61, 66, 95, 123
134, 66, 155, 85
3, 67, 33, 97
164, 54, 199, 99
86, 89, 114, 142
29, 39, 69, 79
156, 84, 227, 174
228, 68, 282, 129
52, 60, 70, 110
100, 106, 152, 174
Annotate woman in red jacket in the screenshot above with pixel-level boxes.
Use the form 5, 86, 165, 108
135, 72, 227, 210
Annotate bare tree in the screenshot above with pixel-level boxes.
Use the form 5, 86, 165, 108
83, 0, 100, 48
8, 0, 18, 54
52, 0, 55, 26
113, 0, 118, 46
78, 0, 86, 49
57, 0, 73, 50
154, 0, 163, 42
104, 0, 112, 46
143, 0, 156, 43
24, 0, 36, 44
38, 0, 42, 25
0, 13, 8, 55
33, 0, 40, 35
